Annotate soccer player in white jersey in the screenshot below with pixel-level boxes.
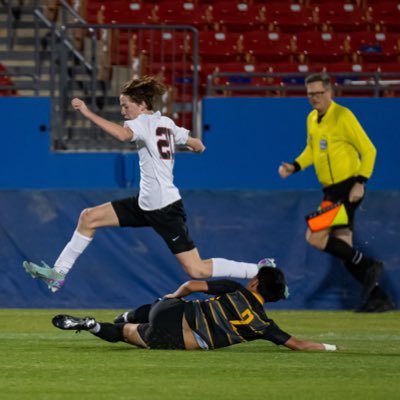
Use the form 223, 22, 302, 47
23, 76, 272, 292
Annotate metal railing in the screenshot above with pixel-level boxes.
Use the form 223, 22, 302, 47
207, 71, 400, 97
32, 13, 200, 150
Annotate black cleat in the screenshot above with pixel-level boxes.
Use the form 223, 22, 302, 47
356, 298, 396, 313
361, 261, 383, 301
52, 314, 96, 331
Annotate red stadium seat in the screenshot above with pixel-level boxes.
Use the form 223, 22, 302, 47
172, 111, 193, 130
157, 2, 213, 30
307, 0, 361, 5
211, 1, 265, 32
135, 30, 193, 63
100, 2, 158, 24
264, 2, 316, 33
215, 62, 267, 85
295, 31, 350, 63
84, 0, 104, 24
0, 64, 17, 96
349, 31, 400, 63
369, 2, 400, 33
268, 62, 316, 74
243, 31, 294, 63
315, 2, 369, 32
198, 31, 244, 63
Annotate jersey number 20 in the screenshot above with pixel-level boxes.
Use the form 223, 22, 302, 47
156, 127, 174, 160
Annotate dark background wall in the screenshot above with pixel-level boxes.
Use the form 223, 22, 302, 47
0, 97, 398, 309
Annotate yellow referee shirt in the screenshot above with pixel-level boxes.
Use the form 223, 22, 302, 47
295, 101, 377, 187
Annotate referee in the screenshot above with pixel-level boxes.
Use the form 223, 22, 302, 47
279, 72, 394, 312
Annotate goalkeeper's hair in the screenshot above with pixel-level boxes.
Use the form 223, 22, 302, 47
257, 267, 287, 302
121, 76, 166, 111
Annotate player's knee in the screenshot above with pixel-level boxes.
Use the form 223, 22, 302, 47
306, 230, 326, 250
79, 207, 97, 229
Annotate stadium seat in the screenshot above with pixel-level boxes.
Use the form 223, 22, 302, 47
100, 1, 158, 25
320, 61, 377, 97
295, 31, 350, 63
198, 31, 244, 63
172, 111, 193, 130
243, 31, 295, 63
157, 1, 213, 30
135, 30, 192, 62
264, 2, 316, 33
363, 61, 400, 73
268, 62, 322, 96
306, 0, 362, 5
368, 1, 400, 33
315, 2, 369, 32
211, 1, 265, 32
0, 64, 17, 96
349, 31, 400, 63
83, 0, 104, 24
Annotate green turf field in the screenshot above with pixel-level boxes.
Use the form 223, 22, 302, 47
0, 309, 399, 400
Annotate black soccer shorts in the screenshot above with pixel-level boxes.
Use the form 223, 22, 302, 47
137, 298, 185, 350
111, 196, 195, 254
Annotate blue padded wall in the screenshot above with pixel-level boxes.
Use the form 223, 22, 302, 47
1, 190, 398, 309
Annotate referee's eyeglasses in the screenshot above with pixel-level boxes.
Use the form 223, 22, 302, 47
307, 91, 326, 98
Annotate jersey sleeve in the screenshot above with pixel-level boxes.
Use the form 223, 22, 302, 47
206, 279, 243, 295
172, 124, 190, 145
123, 119, 144, 142
260, 319, 292, 345
342, 109, 377, 179
295, 114, 314, 170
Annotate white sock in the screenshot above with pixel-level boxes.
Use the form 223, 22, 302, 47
89, 323, 101, 334
211, 258, 258, 279
54, 230, 92, 276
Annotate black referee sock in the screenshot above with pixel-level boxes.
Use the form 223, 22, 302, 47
343, 261, 365, 283
324, 237, 373, 268
92, 322, 125, 343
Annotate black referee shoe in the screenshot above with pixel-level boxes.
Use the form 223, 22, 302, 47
356, 298, 396, 313
361, 261, 383, 300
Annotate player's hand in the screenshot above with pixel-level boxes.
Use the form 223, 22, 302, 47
186, 137, 206, 153
349, 182, 365, 203
278, 162, 295, 178
187, 144, 206, 153
163, 292, 180, 299
71, 98, 89, 113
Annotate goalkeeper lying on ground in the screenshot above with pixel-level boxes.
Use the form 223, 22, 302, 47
53, 265, 337, 352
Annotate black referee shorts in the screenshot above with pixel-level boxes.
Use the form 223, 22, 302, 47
137, 298, 185, 350
111, 197, 195, 254
322, 177, 365, 229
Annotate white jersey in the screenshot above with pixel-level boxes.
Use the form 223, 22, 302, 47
124, 111, 189, 211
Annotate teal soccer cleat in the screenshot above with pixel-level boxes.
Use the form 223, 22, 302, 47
22, 261, 65, 293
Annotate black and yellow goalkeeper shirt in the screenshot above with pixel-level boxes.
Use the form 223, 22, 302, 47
296, 101, 377, 187
184, 280, 291, 350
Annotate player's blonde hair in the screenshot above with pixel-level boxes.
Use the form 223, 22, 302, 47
121, 76, 166, 110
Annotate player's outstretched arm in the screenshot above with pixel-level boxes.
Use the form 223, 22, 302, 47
186, 137, 206, 153
164, 280, 209, 298
71, 98, 133, 142
283, 336, 337, 351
